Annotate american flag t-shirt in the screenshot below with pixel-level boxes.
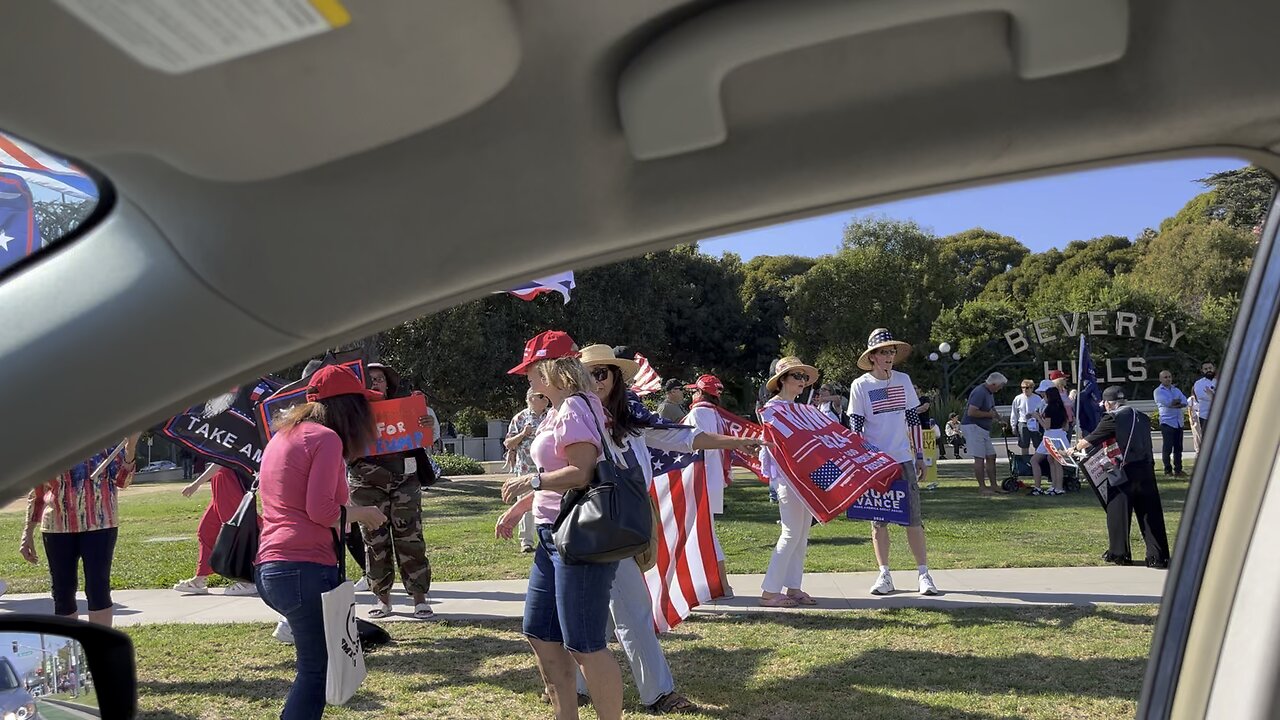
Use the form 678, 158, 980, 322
868, 385, 907, 414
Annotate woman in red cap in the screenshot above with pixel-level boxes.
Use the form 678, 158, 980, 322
255, 364, 389, 720
494, 330, 626, 720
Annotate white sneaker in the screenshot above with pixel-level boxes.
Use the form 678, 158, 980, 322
870, 572, 895, 595
172, 578, 209, 595
272, 620, 294, 645
353, 576, 370, 592
919, 572, 939, 596
224, 581, 258, 596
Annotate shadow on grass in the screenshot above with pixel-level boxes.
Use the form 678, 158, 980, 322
138, 675, 387, 714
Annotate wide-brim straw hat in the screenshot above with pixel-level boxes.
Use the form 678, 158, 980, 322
766, 356, 819, 394
857, 328, 913, 371
579, 344, 640, 383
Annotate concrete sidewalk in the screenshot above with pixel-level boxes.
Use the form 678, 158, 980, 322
0, 566, 1167, 627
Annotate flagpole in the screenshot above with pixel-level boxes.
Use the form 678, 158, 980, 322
1076, 334, 1084, 434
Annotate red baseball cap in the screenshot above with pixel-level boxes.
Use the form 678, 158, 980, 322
305, 365, 384, 402
508, 330, 579, 375
1048, 370, 1069, 381
685, 374, 724, 397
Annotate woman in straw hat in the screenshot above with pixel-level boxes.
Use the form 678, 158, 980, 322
847, 328, 938, 596
758, 355, 822, 608
566, 345, 762, 714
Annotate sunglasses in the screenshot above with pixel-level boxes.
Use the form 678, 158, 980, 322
786, 371, 811, 383
530, 393, 547, 401
590, 367, 615, 382
875, 348, 898, 356
1021, 385, 1034, 389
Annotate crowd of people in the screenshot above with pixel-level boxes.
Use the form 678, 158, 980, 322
15, 325, 1214, 719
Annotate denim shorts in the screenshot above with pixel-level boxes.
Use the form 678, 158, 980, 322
522, 525, 618, 654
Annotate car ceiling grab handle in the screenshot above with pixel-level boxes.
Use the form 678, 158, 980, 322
618, 0, 1129, 160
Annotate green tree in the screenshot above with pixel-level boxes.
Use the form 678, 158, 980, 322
1130, 220, 1255, 311
788, 218, 950, 382
740, 254, 815, 371
33, 200, 96, 244
1197, 166, 1277, 230
938, 228, 1029, 303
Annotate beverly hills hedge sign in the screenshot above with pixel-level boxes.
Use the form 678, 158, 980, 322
1002, 310, 1187, 382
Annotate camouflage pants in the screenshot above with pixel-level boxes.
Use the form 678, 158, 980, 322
349, 463, 431, 597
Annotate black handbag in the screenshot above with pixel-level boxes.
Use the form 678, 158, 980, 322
551, 394, 652, 565
210, 480, 260, 583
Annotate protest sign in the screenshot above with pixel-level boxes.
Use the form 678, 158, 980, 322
704, 404, 766, 482
363, 394, 432, 456
760, 401, 901, 523
846, 476, 912, 525
256, 351, 365, 444
160, 376, 285, 478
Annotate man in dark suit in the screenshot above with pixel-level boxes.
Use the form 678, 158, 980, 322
1076, 386, 1171, 568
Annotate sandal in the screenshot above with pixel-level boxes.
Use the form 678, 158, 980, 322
759, 593, 799, 608
413, 602, 436, 621
648, 691, 698, 714
786, 590, 818, 606
368, 602, 393, 619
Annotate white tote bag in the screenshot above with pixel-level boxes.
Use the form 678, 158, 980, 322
323, 516, 366, 705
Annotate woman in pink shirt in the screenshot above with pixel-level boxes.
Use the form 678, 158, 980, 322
255, 365, 388, 720
495, 330, 625, 720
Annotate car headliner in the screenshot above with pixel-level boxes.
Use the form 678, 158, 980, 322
1, 0, 1279, 496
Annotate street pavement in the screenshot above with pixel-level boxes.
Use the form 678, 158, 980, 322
0, 566, 1167, 627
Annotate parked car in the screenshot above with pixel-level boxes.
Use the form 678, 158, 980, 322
0, 658, 37, 720
138, 461, 177, 474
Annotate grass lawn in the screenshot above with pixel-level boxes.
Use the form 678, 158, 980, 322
127, 605, 1157, 719
0, 463, 1191, 593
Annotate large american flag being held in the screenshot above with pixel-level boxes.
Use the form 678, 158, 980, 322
643, 444, 725, 632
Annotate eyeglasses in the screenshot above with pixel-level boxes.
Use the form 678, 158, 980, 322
787, 372, 811, 383
590, 367, 613, 382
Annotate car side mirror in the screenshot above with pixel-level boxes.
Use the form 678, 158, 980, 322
0, 614, 136, 719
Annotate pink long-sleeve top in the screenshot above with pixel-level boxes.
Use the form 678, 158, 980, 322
256, 421, 349, 566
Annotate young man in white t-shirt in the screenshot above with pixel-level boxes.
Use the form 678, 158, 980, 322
848, 329, 937, 596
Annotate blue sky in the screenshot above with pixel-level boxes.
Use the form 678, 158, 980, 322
701, 157, 1247, 260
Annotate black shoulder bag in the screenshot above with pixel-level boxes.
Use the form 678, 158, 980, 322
551, 394, 653, 565
210, 479, 260, 583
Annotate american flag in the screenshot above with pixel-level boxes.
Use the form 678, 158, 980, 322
502, 271, 576, 304
630, 353, 663, 396
869, 385, 906, 414
643, 445, 725, 632
810, 460, 843, 490
0, 132, 96, 200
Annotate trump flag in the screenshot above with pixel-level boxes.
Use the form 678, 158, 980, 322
761, 401, 900, 523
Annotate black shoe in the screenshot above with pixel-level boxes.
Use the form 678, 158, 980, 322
1101, 552, 1132, 566
1174, 471, 1187, 477
1146, 559, 1170, 570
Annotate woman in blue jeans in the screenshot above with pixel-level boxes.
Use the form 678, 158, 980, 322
255, 365, 388, 719
496, 331, 625, 720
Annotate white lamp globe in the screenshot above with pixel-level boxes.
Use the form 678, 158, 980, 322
938, 342, 952, 354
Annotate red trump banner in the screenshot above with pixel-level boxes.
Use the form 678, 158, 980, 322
760, 401, 900, 523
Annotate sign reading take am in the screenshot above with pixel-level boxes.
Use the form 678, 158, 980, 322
1002, 310, 1187, 382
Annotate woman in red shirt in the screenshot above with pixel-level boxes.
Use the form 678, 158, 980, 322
255, 365, 387, 720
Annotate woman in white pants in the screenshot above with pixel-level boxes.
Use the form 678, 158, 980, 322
571, 345, 763, 714
758, 356, 821, 608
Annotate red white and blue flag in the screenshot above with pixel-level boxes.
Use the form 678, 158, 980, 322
503, 271, 575, 304
761, 401, 901, 522
0, 173, 38, 273
0, 132, 96, 200
644, 446, 725, 632
629, 353, 663, 396
868, 385, 906, 414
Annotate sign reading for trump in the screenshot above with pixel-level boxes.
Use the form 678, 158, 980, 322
760, 401, 901, 523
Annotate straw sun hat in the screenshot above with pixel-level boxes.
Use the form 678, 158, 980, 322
766, 356, 819, 394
